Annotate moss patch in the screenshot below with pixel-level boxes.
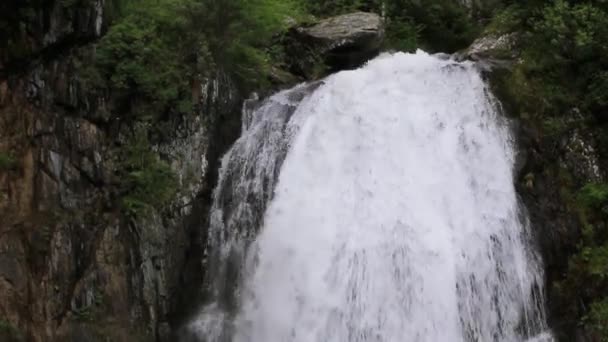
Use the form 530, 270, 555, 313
0, 320, 24, 342
0, 153, 16, 171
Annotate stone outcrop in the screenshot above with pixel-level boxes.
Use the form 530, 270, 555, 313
0, 0, 107, 77
284, 12, 384, 79
458, 33, 519, 63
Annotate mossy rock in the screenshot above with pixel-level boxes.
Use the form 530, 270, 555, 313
284, 12, 384, 79
0, 320, 24, 342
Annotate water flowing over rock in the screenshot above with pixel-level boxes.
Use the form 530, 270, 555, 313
189, 52, 554, 342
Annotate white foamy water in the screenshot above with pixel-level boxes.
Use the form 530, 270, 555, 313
189, 52, 553, 342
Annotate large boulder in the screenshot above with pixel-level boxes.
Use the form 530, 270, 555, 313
456, 33, 519, 70
284, 12, 384, 79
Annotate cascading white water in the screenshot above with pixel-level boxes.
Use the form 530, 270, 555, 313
189, 52, 554, 342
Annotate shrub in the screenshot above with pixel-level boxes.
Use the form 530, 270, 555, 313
97, 0, 304, 103
385, 16, 420, 52
586, 298, 608, 341
388, 0, 480, 52
200, 0, 304, 88
96, 0, 199, 119
579, 183, 608, 209
118, 131, 178, 215
506, 0, 608, 119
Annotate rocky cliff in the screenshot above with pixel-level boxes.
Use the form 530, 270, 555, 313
0, 1, 243, 341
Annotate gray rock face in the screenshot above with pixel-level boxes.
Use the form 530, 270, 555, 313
285, 12, 384, 78
0, 2, 243, 342
457, 33, 519, 70
464, 34, 517, 59
1, 0, 107, 75
303, 12, 383, 47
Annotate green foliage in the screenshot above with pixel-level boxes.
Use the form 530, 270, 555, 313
501, 0, 608, 121
59, 0, 82, 8
579, 245, 608, 279
542, 117, 569, 135
307, 0, 479, 52
118, 131, 177, 216
484, 4, 527, 34
96, 0, 200, 118
553, 180, 608, 338
97, 0, 303, 102
306, 0, 379, 16
385, 17, 420, 52
389, 0, 480, 52
587, 71, 608, 112
579, 183, 608, 209
0, 320, 23, 342
587, 298, 608, 341
200, 0, 304, 87
0, 153, 15, 171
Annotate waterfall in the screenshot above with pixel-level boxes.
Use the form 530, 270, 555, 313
188, 51, 554, 342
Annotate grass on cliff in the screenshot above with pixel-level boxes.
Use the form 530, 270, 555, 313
118, 131, 178, 216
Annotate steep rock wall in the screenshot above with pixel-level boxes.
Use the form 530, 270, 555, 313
0, 1, 243, 341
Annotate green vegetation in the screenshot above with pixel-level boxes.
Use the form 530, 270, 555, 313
96, 0, 196, 119
572, 182, 608, 339
587, 298, 608, 341
579, 183, 608, 210
118, 130, 178, 216
0, 153, 15, 171
96, 0, 304, 114
388, 0, 480, 52
96, 0, 304, 215
481, 1, 608, 338
495, 0, 608, 121
0, 320, 23, 342
306, 0, 480, 52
